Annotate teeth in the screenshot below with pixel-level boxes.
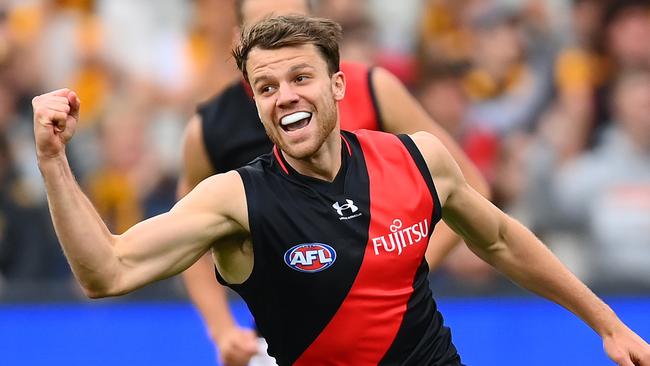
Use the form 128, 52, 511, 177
281, 112, 311, 126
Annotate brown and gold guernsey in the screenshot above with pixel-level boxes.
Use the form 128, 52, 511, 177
219, 130, 462, 366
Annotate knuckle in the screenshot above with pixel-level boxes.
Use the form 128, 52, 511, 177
34, 107, 47, 117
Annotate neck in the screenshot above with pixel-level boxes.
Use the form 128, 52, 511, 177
282, 126, 342, 182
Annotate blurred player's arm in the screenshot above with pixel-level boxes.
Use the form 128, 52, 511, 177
412, 131, 650, 366
177, 115, 258, 366
372, 67, 490, 269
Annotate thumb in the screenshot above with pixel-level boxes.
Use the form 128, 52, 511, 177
67, 91, 80, 119
613, 353, 635, 366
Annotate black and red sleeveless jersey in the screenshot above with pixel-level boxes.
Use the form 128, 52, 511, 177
197, 61, 382, 173
220, 130, 462, 366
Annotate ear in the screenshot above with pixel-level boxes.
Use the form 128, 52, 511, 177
332, 71, 346, 101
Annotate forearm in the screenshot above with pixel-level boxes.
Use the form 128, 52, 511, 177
483, 216, 623, 337
182, 254, 238, 341
39, 155, 118, 296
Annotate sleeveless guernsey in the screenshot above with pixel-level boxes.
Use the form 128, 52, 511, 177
219, 130, 462, 366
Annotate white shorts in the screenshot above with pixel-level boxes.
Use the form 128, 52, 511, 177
248, 337, 278, 366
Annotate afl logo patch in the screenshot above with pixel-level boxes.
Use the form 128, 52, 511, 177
284, 243, 337, 273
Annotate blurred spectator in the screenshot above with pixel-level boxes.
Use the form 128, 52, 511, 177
553, 0, 650, 162
338, 16, 379, 66
86, 98, 174, 234
553, 67, 650, 290
418, 0, 478, 68
0, 134, 65, 283
0, 79, 66, 285
318, 0, 367, 26
185, 0, 238, 104
462, 2, 552, 135
415, 63, 499, 288
320, 0, 417, 83
553, 0, 609, 161
602, 0, 650, 70
417, 62, 500, 182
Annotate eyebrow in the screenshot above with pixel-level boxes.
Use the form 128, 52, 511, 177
289, 63, 315, 73
251, 74, 272, 88
251, 63, 316, 87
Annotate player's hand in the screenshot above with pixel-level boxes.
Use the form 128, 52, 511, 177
215, 325, 259, 366
32, 88, 80, 160
603, 326, 650, 365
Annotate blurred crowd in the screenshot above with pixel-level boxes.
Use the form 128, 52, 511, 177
0, 0, 649, 300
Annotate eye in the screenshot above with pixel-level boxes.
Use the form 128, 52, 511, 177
259, 85, 276, 95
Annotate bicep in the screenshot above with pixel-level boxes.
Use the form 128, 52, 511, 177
412, 132, 503, 252
113, 172, 246, 294
442, 183, 506, 253
177, 114, 215, 199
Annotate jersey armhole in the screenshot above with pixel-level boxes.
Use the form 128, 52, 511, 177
197, 103, 223, 173
397, 134, 443, 226
213, 168, 261, 289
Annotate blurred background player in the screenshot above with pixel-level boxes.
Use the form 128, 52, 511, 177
176, 0, 490, 365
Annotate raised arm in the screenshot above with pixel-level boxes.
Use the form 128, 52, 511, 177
372, 67, 490, 269
177, 114, 259, 366
33, 89, 248, 298
411, 131, 650, 366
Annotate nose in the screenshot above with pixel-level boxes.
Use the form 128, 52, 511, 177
276, 82, 299, 108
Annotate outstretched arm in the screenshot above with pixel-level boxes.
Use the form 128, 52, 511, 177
411, 131, 650, 366
33, 89, 247, 298
177, 114, 258, 366
372, 67, 490, 269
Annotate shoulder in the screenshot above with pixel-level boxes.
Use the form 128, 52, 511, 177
178, 170, 248, 225
368, 66, 401, 90
409, 131, 445, 159
183, 171, 244, 201
408, 132, 465, 198
196, 81, 248, 120
237, 152, 275, 174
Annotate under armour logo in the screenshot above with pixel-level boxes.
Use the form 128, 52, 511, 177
332, 199, 358, 216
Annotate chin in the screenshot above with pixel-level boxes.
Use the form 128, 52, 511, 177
280, 140, 320, 160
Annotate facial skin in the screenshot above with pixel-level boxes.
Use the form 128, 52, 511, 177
246, 44, 345, 161
614, 72, 650, 150
606, 8, 650, 68
240, 0, 309, 27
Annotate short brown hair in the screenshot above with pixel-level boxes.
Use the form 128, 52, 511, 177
232, 15, 343, 82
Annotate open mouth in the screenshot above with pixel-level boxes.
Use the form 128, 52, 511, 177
280, 111, 312, 132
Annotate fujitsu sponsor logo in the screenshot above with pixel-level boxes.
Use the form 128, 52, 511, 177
371, 218, 429, 256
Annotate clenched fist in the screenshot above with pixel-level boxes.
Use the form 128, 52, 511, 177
32, 88, 80, 159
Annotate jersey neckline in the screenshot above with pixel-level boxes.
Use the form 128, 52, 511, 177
273, 134, 352, 193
